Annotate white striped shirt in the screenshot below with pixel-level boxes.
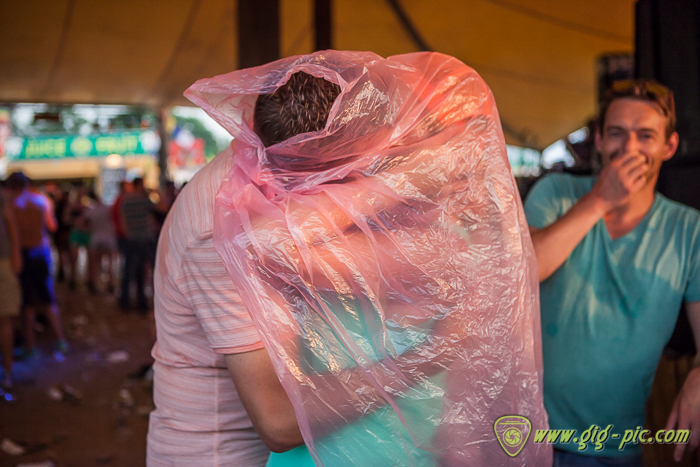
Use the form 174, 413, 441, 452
147, 146, 269, 466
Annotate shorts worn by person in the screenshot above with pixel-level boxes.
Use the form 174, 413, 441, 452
524, 80, 700, 465
20, 244, 57, 307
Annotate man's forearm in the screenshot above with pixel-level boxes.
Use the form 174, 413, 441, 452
530, 191, 608, 282
224, 350, 304, 453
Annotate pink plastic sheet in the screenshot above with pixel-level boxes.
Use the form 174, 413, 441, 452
186, 51, 551, 466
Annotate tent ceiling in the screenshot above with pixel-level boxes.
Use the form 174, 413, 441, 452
0, 0, 634, 149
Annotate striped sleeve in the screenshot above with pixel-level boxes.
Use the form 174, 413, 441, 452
178, 236, 264, 354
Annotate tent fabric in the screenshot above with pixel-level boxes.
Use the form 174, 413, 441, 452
0, 0, 634, 149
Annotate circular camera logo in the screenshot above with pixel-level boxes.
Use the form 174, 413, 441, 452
494, 415, 532, 457
504, 427, 523, 446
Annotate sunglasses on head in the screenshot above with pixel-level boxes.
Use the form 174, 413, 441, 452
607, 79, 674, 115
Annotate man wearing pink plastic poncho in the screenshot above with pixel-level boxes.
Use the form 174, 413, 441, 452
148, 51, 550, 467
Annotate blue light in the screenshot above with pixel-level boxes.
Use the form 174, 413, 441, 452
4, 393, 14, 402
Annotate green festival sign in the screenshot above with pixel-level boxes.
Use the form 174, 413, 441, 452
10, 130, 159, 160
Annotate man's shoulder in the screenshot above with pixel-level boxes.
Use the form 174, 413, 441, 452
28, 191, 46, 203
163, 148, 234, 243
527, 173, 594, 206
533, 172, 594, 191
524, 173, 595, 228
656, 194, 700, 216
654, 194, 700, 233
20, 192, 49, 211
186, 144, 234, 188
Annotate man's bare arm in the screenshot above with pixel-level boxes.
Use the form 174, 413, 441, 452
43, 197, 58, 233
530, 194, 607, 281
530, 153, 648, 282
666, 301, 700, 462
224, 349, 304, 453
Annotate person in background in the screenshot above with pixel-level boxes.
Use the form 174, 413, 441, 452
7, 172, 67, 357
66, 183, 90, 290
53, 189, 71, 282
119, 177, 156, 313
111, 180, 130, 299
153, 180, 177, 238
524, 80, 700, 466
0, 182, 22, 387
85, 191, 117, 294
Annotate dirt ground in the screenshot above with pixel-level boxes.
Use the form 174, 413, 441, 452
0, 278, 155, 467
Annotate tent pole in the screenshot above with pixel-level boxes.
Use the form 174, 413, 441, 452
384, 0, 431, 51
238, 0, 280, 68
315, 0, 332, 51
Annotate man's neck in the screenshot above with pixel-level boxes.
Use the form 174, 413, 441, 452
603, 182, 657, 240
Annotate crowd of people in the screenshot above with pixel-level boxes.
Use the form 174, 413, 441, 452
0, 173, 179, 388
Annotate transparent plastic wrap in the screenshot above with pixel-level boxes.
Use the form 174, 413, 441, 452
186, 51, 551, 466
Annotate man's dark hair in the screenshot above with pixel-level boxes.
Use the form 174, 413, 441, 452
599, 79, 676, 139
253, 72, 341, 147
6, 172, 30, 191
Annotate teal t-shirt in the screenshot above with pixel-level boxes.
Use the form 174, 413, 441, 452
267, 295, 442, 467
524, 173, 700, 456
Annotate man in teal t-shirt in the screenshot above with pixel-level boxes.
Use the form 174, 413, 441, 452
524, 80, 700, 467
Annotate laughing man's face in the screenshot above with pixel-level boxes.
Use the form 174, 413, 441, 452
595, 98, 678, 186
